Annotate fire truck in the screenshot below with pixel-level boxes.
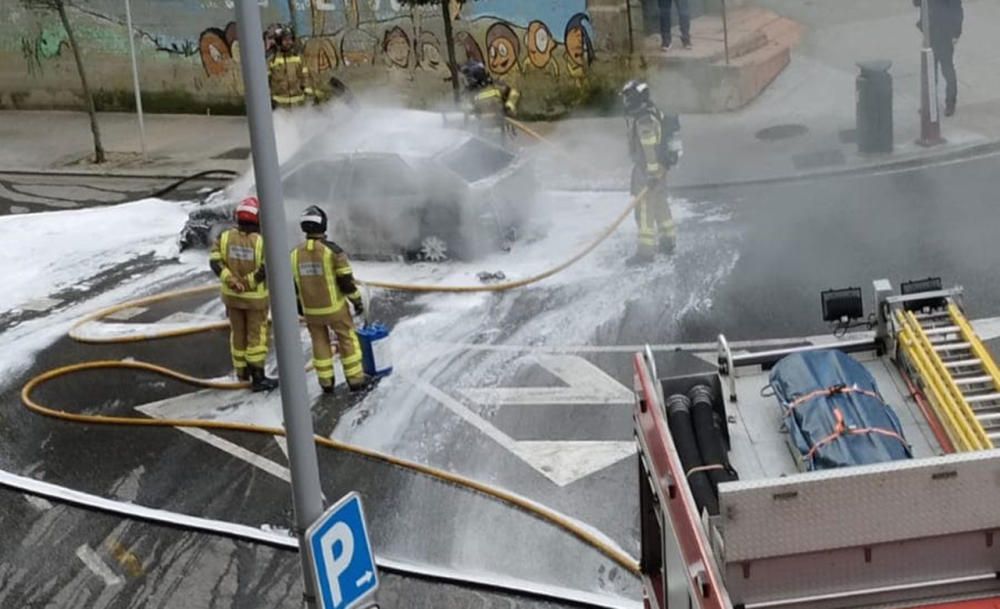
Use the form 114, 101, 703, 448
634, 277, 1000, 609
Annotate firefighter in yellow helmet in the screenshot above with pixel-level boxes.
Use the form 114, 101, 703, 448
291, 206, 374, 393
622, 80, 682, 264
209, 197, 279, 392
460, 60, 520, 146
267, 25, 317, 108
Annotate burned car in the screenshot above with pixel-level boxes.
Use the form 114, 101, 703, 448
180, 112, 536, 261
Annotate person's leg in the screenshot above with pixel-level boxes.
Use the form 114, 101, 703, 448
935, 39, 957, 115
657, 0, 673, 48
654, 180, 676, 254
226, 307, 248, 380
677, 0, 692, 46
307, 322, 335, 392
331, 306, 366, 388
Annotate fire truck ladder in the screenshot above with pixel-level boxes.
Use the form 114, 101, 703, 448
896, 303, 998, 452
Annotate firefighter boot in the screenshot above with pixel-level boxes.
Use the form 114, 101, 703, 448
320, 382, 335, 395
659, 234, 676, 255
236, 367, 250, 382
250, 366, 279, 392
348, 375, 380, 394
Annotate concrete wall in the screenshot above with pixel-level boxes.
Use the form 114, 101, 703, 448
0, 0, 636, 117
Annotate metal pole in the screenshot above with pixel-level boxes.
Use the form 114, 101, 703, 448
721, 0, 730, 66
234, 2, 324, 608
124, 0, 147, 160
918, 0, 942, 146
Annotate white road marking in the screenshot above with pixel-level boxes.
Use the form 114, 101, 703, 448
24, 495, 53, 511
104, 306, 148, 321
274, 436, 290, 461
137, 395, 291, 483
404, 366, 635, 487
18, 297, 62, 312
512, 441, 636, 487
75, 544, 123, 587
460, 354, 632, 406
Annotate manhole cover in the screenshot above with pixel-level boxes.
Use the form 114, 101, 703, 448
212, 147, 251, 160
755, 124, 809, 141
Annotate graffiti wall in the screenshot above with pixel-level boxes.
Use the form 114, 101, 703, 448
0, 0, 631, 115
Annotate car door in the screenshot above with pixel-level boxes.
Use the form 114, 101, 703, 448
342, 155, 423, 258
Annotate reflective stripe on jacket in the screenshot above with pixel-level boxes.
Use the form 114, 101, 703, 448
268, 53, 315, 105
292, 239, 360, 319
210, 228, 269, 309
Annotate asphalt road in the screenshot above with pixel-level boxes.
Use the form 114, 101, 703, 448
3, 150, 1000, 608
0, 171, 226, 215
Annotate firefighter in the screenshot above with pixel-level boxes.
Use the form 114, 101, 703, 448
621, 80, 682, 263
268, 25, 317, 108
460, 60, 520, 146
209, 197, 279, 392
291, 206, 373, 393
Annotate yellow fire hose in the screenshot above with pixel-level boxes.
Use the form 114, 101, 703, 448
18, 118, 650, 578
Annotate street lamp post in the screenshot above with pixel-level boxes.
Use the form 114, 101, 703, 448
124, 0, 147, 160
918, 0, 943, 146
234, 2, 325, 608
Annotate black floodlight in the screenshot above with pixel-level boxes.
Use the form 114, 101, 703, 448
822, 287, 864, 323
901, 277, 945, 312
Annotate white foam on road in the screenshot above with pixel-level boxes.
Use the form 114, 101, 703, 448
0, 198, 189, 315
0, 198, 196, 390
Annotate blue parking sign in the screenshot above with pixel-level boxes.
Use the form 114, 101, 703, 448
305, 492, 378, 609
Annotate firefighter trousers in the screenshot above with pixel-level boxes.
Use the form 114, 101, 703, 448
227, 306, 270, 373
306, 305, 364, 388
631, 167, 675, 258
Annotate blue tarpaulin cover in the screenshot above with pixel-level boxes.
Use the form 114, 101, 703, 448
769, 349, 912, 471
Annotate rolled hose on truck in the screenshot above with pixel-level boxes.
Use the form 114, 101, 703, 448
688, 385, 738, 491
665, 393, 719, 516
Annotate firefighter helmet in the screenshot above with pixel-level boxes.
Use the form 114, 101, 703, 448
300, 205, 327, 234
235, 197, 261, 225
459, 60, 491, 90
621, 80, 651, 116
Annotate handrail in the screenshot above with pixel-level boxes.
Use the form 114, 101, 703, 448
717, 334, 736, 402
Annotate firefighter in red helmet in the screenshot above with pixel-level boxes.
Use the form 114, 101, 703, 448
209, 197, 279, 391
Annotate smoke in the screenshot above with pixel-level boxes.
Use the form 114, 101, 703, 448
226, 100, 542, 262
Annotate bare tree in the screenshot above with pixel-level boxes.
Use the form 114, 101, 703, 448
28, 0, 105, 163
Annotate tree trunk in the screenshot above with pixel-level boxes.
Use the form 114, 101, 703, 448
56, 0, 105, 163
286, 0, 298, 34
441, 0, 460, 103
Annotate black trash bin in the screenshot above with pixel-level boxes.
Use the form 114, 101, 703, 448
856, 60, 894, 154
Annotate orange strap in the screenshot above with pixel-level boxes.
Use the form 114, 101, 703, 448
785, 384, 882, 414
804, 408, 909, 462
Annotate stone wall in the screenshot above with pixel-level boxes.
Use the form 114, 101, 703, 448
0, 0, 636, 117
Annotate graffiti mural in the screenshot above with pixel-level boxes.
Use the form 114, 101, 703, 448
4, 0, 608, 112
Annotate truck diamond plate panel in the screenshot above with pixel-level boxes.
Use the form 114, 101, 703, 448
719, 449, 1000, 562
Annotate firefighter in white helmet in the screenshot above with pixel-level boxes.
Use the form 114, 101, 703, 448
291, 206, 374, 393
209, 196, 279, 392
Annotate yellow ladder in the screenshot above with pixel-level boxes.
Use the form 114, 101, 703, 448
896, 306, 995, 452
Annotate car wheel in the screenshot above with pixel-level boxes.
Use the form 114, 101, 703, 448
419, 235, 449, 262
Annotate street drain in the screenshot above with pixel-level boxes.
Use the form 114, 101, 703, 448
755, 124, 809, 141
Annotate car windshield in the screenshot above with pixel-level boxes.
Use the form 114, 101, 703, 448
437, 138, 514, 183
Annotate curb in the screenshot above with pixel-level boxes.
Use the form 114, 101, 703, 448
548, 138, 1000, 194
4, 138, 1000, 192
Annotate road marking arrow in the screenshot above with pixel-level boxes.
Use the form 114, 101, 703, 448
404, 354, 636, 487
460, 354, 633, 405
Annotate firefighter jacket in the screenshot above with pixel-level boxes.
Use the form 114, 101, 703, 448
470, 82, 521, 127
291, 237, 361, 322
268, 52, 315, 106
210, 227, 270, 310
627, 105, 683, 180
